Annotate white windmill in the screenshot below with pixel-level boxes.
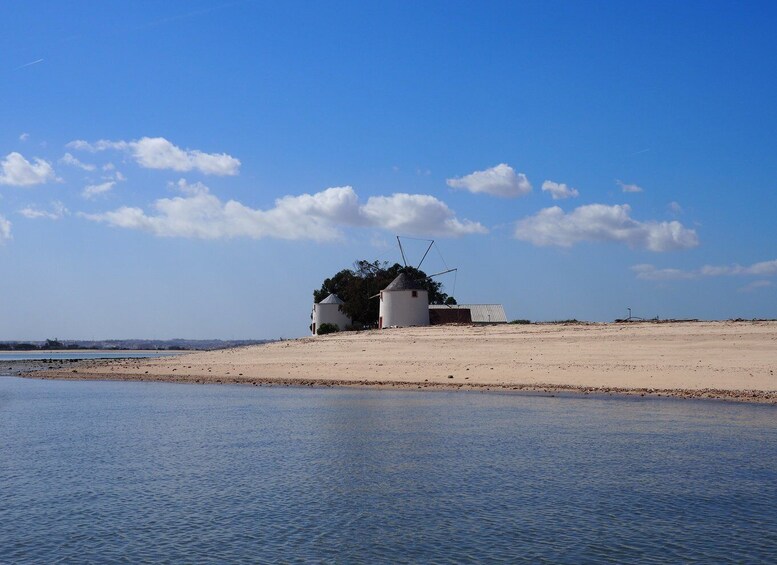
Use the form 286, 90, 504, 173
378, 237, 456, 329
311, 293, 353, 335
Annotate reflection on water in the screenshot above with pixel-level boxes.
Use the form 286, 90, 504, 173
0, 378, 775, 563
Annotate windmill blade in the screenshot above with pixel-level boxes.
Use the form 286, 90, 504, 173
417, 240, 435, 270
396, 236, 408, 268
427, 267, 457, 278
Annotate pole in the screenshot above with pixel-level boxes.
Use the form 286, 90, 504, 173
397, 236, 408, 268
417, 240, 434, 270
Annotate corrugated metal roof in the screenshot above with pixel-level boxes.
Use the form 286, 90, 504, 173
384, 272, 424, 291
319, 293, 344, 304
428, 304, 507, 323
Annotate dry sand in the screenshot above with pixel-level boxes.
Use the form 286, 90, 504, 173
23, 321, 777, 403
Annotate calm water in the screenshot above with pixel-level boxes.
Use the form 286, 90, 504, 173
1, 378, 775, 564
0, 351, 185, 361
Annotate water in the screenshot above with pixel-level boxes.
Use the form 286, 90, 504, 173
1, 378, 775, 564
0, 351, 185, 361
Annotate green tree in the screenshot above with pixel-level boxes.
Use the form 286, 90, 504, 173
313, 260, 453, 327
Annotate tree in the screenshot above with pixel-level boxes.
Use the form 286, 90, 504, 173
313, 260, 454, 327
43, 338, 63, 350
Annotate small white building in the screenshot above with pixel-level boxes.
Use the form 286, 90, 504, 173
378, 273, 430, 329
311, 293, 352, 335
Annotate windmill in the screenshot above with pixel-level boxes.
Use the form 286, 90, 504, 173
377, 236, 458, 329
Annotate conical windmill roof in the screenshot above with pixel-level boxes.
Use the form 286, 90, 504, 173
319, 293, 344, 304
384, 272, 424, 291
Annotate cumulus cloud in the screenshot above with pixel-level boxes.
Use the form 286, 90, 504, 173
515, 203, 698, 252
19, 133, 30, 142
60, 152, 96, 171
633, 259, 777, 281
361, 193, 488, 236
541, 180, 579, 200
67, 137, 240, 176
82, 181, 116, 199
447, 164, 531, 198
82, 182, 486, 241
18, 201, 68, 220
0, 152, 57, 186
616, 179, 643, 193
0, 214, 11, 243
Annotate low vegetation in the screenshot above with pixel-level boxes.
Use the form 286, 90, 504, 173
316, 323, 340, 335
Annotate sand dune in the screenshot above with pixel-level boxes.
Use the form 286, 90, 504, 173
26, 321, 777, 403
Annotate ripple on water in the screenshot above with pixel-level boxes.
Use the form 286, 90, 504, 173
0, 379, 776, 563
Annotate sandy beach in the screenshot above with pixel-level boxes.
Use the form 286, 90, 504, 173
22, 321, 777, 403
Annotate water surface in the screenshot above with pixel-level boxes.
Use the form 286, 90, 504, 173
1, 378, 775, 563
0, 351, 185, 361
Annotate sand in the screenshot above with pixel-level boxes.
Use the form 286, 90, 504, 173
22, 321, 777, 403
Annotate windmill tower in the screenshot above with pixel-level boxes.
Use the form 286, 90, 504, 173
378, 273, 429, 329
378, 237, 456, 329
311, 293, 352, 335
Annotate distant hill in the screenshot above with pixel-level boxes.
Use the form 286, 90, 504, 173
0, 339, 273, 351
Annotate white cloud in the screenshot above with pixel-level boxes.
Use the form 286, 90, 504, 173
633, 259, 777, 281
0, 152, 56, 186
18, 201, 68, 220
0, 214, 11, 243
19, 133, 30, 142
743, 260, 777, 276
361, 193, 488, 236
83, 184, 358, 241
447, 164, 531, 197
83, 181, 116, 199
82, 182, 486, 241
66, 139, 116, 152
515, 203, 698, 252
67, 136, 240, 176
541, 180, 579, 200
631, 264, 699, 281
668, 201, 683, 215
60, 152, 96, 171
738, 280, 774, 293
169, 178, 206, 195
701, 259, 777, 277
616, 179, 643, 193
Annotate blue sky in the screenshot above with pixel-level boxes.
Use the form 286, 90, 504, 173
2, 0, 776, 339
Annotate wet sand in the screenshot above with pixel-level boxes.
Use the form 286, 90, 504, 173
21, 321, 777, 403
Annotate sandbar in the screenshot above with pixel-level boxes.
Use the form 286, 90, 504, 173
22, 321, 777, 403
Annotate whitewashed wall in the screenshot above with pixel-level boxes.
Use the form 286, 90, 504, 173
312, 303, 352, 334
379, 289, 430, 328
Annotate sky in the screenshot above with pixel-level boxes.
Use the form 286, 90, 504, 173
2, 0, 777, 340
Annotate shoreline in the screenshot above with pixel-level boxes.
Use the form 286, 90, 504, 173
18, 369, 777, 404
17, 321, 777, 405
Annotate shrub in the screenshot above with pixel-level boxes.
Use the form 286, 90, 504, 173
317, 323, 340, 335
509, 319, 531, 325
